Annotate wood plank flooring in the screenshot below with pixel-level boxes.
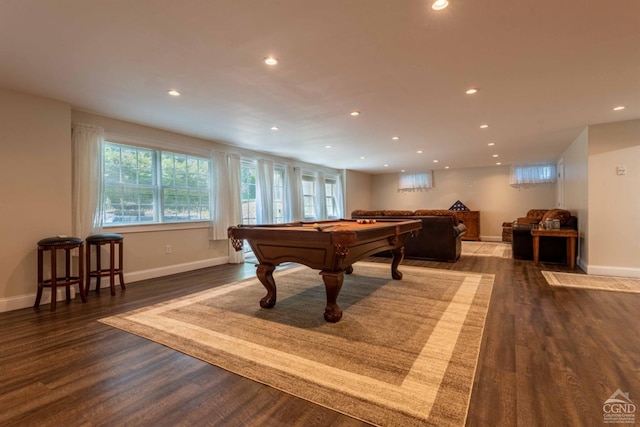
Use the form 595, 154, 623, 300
1, 250, 638, 426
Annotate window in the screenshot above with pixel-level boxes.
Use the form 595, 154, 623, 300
103, 142, 211, 225
302, 175, 317, 219
509, 163, 557, 185
273, 167, 285, 223
325, 178, 338, 218
241, 160, 257, 225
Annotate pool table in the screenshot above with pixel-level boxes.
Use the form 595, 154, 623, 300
227, 219, 422, 322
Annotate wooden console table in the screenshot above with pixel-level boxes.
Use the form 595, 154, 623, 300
454, 211, 480, 241
531, 228, 578, 269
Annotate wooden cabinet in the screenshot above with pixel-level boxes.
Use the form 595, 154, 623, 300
454, 211, 480, 241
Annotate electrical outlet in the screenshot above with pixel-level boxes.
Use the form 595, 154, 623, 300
165, 244, 172, 254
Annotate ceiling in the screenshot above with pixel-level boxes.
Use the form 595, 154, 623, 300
1, 1, 639, 174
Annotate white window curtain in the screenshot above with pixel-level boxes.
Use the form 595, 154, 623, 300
509, 163, 557, 185
210, 151, 230, 240
71, 123, 104, 239
210, 152, 243, 263
398, 171, 433, 191
316, 170, 328, 220
227, 154, 244, 264
284, 164, 303, 222
256, 158, 274, 224
334, 173, 345, 218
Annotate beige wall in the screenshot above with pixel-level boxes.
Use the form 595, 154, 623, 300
561, 127, 589, 267
369, 166, 557, 240
587, 119, 640, 276
344, 170, 372, 216
0, 88, 72, 310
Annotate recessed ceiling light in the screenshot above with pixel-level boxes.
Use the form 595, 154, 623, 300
613, 106, 625, 111
264, 56, 278, 65
417, 150, 423, 154
492, 154, 499, 158
445, 166, 450, 169
350, 111, 361, 116
432, 0, 449, 11
384, 164, 389, 167
496, 162, 502, 165
167, 89, 181, 96
488, 142, 495, 146
466, 88, 478, 95
392, 136, 399, 140
480, 124, 489, 129
270, 126, 279, 131
433, 160, 439, 163
401, 169, 406, 173
360, 156, 366, 160
325, 145, 332, 149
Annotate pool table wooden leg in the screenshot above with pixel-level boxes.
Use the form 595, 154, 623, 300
320, 270, 344, 323
390, 246, 405, 280
256, 264, 277, 308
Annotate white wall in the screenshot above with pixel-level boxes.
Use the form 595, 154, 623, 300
369, 165, 557, 240
0, 88, 72, 310
561, 127, 589, 268
587, 119, 640, 276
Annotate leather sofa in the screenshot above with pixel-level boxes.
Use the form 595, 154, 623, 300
351, 209, 467, 262
511, 209, 578, 262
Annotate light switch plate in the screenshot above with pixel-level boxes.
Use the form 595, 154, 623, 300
616, 166, 626, 175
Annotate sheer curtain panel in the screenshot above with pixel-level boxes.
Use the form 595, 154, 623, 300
226, 154, 244, 264
210, 151, 230, 240
71, 123, 104, 239
284, 164, 303, 222
509, 163, 557, 184
398, 172, 433, 191
256, 159, 274, 224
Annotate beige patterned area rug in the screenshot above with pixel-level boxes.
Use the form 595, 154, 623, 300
542, 271, 640, 294
100, 262, 494, 426
461, 241, 512, 258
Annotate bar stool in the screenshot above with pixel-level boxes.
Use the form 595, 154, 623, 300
85, 233, 125, 296
35, 236, 86, 311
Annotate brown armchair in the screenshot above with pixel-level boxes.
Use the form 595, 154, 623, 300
511, 209, 577, 262
502, 209, 549, 242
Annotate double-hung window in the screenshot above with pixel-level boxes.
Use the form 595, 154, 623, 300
302, 175, 317, 220
103, 141, 211, 225
273, 166, 285, 223
325, 177, 338, 218
240, 160, 257, 225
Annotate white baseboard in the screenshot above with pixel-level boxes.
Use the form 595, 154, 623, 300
124, 256, 229, 283
0, 256, 230, 313
586, 264, 640, 278
477, 235, 503, 242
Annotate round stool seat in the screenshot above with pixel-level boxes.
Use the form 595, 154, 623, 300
38, 236, 83, 247
86, 233, 123, 243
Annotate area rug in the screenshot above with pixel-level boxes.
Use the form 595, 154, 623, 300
99, 262, 494, 426
461, 241, 512, 258
542, 270, 640, 294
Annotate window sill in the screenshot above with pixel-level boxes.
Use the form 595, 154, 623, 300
103, 221, 210, 234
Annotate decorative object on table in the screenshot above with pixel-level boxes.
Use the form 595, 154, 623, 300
448, 200, 469, 211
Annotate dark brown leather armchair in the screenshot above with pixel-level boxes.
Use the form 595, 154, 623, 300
512, 210, 577, 262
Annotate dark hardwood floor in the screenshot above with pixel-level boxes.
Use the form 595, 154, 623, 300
1, 251, 638, 426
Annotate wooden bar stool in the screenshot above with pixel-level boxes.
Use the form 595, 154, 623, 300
35, 236, 86, 312
85, 234, 125, 296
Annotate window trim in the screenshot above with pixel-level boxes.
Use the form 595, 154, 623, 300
102, 140, 212, 227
